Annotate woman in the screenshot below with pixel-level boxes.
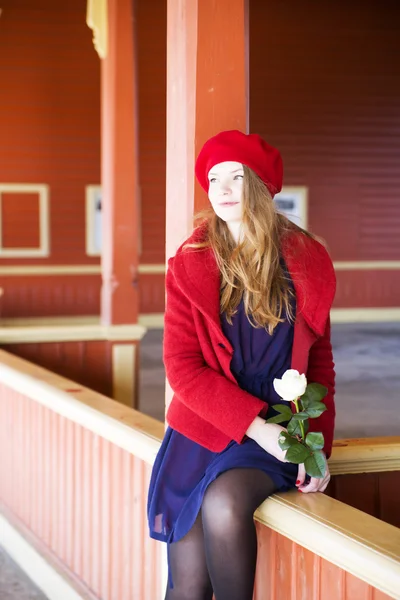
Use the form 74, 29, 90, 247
148, 130, 336, 600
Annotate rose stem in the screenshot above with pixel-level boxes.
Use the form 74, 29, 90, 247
293, 397, 305, 441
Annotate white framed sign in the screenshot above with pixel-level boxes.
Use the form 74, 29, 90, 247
273, 186, 308, 230
85, 185, 102, 256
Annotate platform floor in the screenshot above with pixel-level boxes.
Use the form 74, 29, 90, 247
0, 546, 48, 599
1, 322, 399, 598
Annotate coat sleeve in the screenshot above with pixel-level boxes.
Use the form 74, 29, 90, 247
163, 260, 266, 444
306, 316, 336, 458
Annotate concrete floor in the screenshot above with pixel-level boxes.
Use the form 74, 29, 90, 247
0, 546, 48, 599
2, 322, 399, 597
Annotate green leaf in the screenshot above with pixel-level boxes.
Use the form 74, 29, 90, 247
301, 383, 328, 406
305, 402, 327, 418
305, 432, 324, 451
304, 450, 326, 479
273, 404, 293, 419
291, 412, 308, 421
287, 419, 302, 436
285, 443, 312, 464
287, 418, 309, 437
265, 414, 289, 425
278, 432, 299, 450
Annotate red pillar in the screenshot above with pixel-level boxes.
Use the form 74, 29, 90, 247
165, 0, 249, 409
98, 0, 143, 409
101, 0, 139, 326
166, 0, 249, 260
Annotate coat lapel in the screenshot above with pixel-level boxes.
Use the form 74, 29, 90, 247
172, 247, 222, 334
281, 232, 336, 337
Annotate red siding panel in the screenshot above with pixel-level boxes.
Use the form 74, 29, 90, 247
136, 0, 167, 265
0, 383, 163, 599
0, 275, 101, 317
0, 0, 100, 266
250, 1, 400, 307
327, 471, 400, 529
254, 524, 393, 600
4, 340, 113, 398
1, 193, 41, 248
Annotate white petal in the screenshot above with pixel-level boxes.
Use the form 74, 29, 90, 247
282, 369, 300, 382
273, 377, 296, 401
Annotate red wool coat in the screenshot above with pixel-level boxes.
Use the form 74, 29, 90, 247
164, 227, 337, 458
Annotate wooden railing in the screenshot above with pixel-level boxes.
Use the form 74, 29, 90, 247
0, 349, 399, 600
0, 350, 165, 599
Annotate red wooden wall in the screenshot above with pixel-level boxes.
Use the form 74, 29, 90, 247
0, 0, 100, 266
4, 341, 113, 398
0, 0, 167, 319
136, 0, 167, 267
327, 470, 400, 529
1, 1, 399, 318
0, 0, 101, 317
249, 0, 400, 308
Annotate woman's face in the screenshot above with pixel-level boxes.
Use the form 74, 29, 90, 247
207, 161, 244, 223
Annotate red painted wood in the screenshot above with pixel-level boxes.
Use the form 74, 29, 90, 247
249, 1, 400, 307
136, 0, 167, 266
0, 273, 165, 318
0, 383, 163, 599
4, 341, 113, 398
329, 473, 378, 519
327, 472, 400, 529
1, 193, 40, 248
0, 275, 101, 318
0, 0, 100, 266
194, 0, 249, 213
334, 270, 400, 308
165, 0, 249, 263
254, 524, 393, 600
100, 0, 140, 326
1, 0, 399, 317
139, 273, 165, 314
379, 472, 400, 529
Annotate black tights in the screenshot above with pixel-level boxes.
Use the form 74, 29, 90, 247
165, 468, 277, 600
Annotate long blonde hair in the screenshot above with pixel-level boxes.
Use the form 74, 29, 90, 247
186, 166, 314, 334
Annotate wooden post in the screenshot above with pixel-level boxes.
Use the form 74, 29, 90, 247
99, 0, 143, 408
100, 0, 140, 326
165, 0, 249, 410
166, 0, 249, 260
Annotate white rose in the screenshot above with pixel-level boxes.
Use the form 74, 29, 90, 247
273, 369, 307, 402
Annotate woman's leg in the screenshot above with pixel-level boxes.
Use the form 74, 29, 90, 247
166, 512, 213, 600
201, 468, 276, 600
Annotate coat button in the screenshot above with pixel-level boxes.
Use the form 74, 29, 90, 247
218, 343, 225, 349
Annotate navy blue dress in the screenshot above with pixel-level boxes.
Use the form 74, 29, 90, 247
147, 294, 298, 556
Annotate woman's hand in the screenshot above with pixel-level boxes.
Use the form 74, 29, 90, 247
296, 457, 330, 493
246, 417, 288, 463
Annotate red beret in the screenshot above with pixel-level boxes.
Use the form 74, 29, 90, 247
195, 130, 283, 197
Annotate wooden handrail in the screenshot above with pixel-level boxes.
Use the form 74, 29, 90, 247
255, 490, 400, 599
1, 349, 400, 599
330, 436, 400, 474
0, 350, 164, 465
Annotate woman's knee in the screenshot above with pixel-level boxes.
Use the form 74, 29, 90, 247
202, 481, 251, 532
202, 469, 276, 531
